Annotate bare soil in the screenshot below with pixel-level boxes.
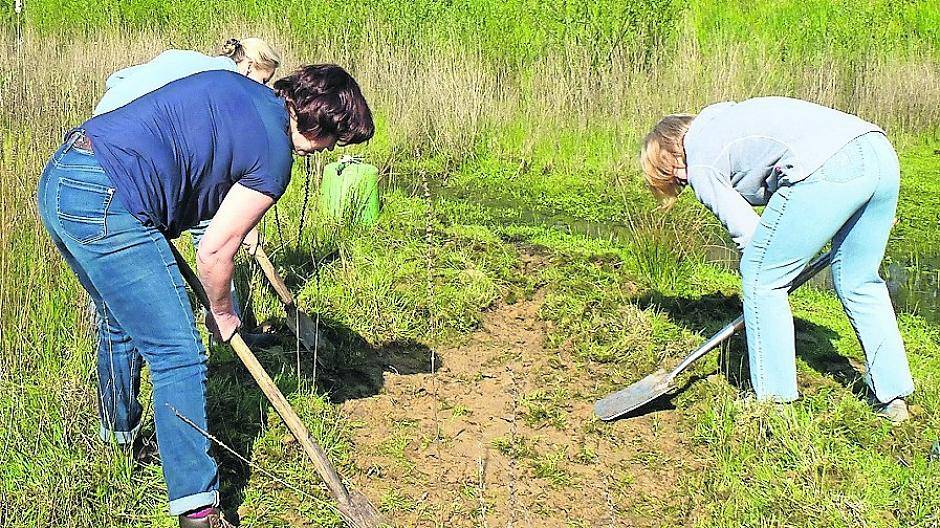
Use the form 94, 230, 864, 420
336, 255, 704, 527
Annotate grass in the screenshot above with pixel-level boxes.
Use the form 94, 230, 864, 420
1, 0, 940, 526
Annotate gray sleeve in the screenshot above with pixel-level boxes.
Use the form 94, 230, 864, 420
687, 165, 760, 251
103, 50, 182, 89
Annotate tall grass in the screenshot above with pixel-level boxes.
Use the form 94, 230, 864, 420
1, 1, 939, 525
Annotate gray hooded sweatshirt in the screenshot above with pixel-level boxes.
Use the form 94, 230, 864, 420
683, 96, 883, 251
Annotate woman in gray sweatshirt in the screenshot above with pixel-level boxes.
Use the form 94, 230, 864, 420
640, 97, 914, 420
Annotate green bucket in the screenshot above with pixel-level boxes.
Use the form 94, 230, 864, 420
318, 157, 380, 225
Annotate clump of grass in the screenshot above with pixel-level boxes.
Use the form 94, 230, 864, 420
529, 449, 572, 487
491, 435, 537, 460
624, 211, 703, 293
379, 489, 420, 514
520, 389, 570, 430
575, 443, 599, 464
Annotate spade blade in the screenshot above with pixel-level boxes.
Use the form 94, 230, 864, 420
594, 369, 677, 421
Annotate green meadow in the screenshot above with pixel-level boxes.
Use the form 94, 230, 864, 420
1, 1, 939, 526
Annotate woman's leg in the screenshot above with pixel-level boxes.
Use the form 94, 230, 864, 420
38, 145, 219, 515
96, 302, 145, 444
830, 133, 914, 403
38, 153, 144, 444
740, 135, 882, 401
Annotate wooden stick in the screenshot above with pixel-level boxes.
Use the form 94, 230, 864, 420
169, 243, 382, 526
252, 245, 295, 307
252, 244, 334, 360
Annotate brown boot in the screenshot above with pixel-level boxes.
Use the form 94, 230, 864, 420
178, 507, 234, 528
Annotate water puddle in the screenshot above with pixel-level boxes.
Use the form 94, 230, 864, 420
391, 180, 940, 324
705, 245, 940, 324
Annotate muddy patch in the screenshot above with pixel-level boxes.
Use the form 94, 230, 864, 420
338, 264, 703, 526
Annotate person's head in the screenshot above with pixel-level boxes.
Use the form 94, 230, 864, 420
273, 64, 374, 156
220, 37, 281, 85
640, 114, 695, 207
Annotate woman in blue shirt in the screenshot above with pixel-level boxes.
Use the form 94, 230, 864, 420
640, 97, 914, 421
87, 38, 283, 411
37, 64, 373, 527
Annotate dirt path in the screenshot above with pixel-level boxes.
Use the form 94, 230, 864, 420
338, 261, 701, 527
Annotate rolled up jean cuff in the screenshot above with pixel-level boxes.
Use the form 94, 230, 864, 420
874, 382, 915, 404
99, 421, 142, 445
169, 490, 219, 516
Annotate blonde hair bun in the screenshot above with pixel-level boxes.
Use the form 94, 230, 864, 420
220, 38, 242, 57
219, 37, 281, 73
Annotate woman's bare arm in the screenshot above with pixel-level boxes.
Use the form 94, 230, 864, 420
196, 183, 274, 340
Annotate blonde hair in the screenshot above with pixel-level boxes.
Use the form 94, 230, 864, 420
220, 37, 282, 73
639, 113, 695, 207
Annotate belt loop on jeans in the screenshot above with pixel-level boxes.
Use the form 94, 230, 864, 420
64, 128, 93, 153
63, 128, 79, 152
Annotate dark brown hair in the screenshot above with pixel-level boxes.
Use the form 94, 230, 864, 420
273, 64, 374, 146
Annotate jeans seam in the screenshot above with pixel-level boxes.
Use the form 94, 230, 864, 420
143, 228, 203, 362
101, 303, 126, 437
830, 255, 869, 381
52, 150, 105, 171
53, 160, 105, 172
748, 189, 791, 397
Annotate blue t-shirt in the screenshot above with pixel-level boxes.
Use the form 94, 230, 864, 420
84, 70, 292, 238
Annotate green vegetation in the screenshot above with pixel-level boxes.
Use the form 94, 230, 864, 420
2, 1, 939, 526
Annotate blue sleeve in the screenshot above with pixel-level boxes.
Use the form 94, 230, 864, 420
238, 146, 293, 200
235, 84, 293, 200
687, 165, 761, 252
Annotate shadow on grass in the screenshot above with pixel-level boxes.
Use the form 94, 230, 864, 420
633, 290, 868, 400
203, 312, 438, 523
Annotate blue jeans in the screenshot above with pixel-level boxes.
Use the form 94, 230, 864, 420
37, 132, 219, 515
741, 132, 915, 403
83, 221, 244, 407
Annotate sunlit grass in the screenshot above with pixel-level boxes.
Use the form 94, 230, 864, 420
1, 1, 939, 526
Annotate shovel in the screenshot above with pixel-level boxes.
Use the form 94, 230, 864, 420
594, 251, 832, 421
251, 244, 336, 363
170, 244, 384, 528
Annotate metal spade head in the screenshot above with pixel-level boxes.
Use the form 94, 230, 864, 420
337, 489, 386, 528
594, 369, 677, 421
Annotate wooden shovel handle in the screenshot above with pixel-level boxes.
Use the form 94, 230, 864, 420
252, 245, 296, 307
227, 333, 350, 500
169, 244, 351, 504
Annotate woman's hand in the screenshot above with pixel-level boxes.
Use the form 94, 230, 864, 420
241, 227, 260, 256
207, 309, 241, 343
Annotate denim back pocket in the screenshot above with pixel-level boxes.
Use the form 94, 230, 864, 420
56, 177, 114, 244
812, 141, 865, 184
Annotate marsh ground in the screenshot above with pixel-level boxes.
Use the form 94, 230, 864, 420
2, 1, 940, 527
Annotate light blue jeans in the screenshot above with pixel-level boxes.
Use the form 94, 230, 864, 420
741, 132, 915, 403
37, 132, 219, 515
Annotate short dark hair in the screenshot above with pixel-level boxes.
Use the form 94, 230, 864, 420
273, 64, 374, 146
